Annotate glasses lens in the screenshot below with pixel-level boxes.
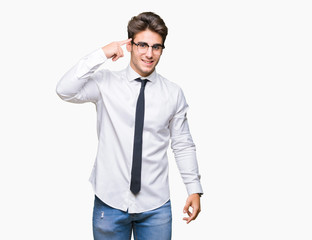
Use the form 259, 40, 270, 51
152, 45, 163, 55
135, 42, 163, 55
137, 43, 148, 53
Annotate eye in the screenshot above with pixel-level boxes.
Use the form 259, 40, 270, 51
138, 42, 148, 48
152, 45, 160, 50
152, 44, 162, 51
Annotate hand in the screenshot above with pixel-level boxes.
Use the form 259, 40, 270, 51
183, 193, 201, 224
102, 38, 132, 61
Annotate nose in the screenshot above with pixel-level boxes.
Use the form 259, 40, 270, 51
145, 46, 153, 58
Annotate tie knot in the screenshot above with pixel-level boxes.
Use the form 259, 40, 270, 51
135, 78, 148, 87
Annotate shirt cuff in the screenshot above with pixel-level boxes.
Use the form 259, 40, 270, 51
85, 48, 107, 66
75, 48, 108, 79
185, 182, 203, 196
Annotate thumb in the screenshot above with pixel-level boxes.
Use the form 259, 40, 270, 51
183, 201, 191, 215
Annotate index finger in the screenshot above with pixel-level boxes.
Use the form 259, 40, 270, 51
119, 38, 132, 45
187, 208, 200, 224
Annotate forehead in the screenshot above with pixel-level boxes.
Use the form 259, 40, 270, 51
133, 29, 163, 44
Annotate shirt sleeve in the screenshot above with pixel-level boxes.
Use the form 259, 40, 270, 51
56, 48, 107, 103
169, 88, 203, 196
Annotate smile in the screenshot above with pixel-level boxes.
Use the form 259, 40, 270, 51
142, 59, 154, 65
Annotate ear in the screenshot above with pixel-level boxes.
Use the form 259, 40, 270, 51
126, 42, 132, 52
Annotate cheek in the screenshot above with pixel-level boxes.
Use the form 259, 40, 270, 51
132, 51, 142, 62
133, 56, 142, 67
152, 56, 161, 65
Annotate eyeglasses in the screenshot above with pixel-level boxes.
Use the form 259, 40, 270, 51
132, 41, 165, 55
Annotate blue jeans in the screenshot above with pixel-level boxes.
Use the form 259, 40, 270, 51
92, 195, 172, 240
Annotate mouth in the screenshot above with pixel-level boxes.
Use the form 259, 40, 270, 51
142, 59, 154, 66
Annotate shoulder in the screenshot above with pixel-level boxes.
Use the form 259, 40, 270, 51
156, 73, 183, 94
92, 68, 126, 84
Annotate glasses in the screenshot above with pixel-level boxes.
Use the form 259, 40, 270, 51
132, 41, 165, 55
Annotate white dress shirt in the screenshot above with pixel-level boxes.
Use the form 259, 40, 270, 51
56, 48, 203, 213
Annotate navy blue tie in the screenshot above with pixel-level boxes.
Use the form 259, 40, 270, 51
130, 78, 148, 194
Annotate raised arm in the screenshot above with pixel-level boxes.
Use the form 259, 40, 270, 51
56, 39, 132, 103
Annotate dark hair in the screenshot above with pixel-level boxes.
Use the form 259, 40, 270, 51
127, 12, 168, 46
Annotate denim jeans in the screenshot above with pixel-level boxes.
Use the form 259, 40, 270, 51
92, 195, 172, 240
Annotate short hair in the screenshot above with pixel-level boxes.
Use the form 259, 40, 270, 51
127, 12, 168, 46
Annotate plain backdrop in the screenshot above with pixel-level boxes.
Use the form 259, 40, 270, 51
0, 0, 311, 239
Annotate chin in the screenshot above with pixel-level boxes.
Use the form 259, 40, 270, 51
140, 67, 155, 76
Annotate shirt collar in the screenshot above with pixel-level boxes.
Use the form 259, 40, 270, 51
126, 65, 157, 82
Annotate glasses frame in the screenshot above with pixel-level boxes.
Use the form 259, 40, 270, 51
131, 41, 165, 55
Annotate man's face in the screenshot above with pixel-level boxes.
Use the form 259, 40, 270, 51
127, 29, 163, 77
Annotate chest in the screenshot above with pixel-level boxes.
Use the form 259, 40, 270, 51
98, 80, 177, 130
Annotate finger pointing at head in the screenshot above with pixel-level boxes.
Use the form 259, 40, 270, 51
119, 38, 132, 46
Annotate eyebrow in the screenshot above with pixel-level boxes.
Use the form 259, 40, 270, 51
137, 41, 163, 46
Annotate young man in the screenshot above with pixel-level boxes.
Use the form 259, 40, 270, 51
56, 12, 203, 240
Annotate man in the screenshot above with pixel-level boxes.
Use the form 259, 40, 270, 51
56, 12, 203, 240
